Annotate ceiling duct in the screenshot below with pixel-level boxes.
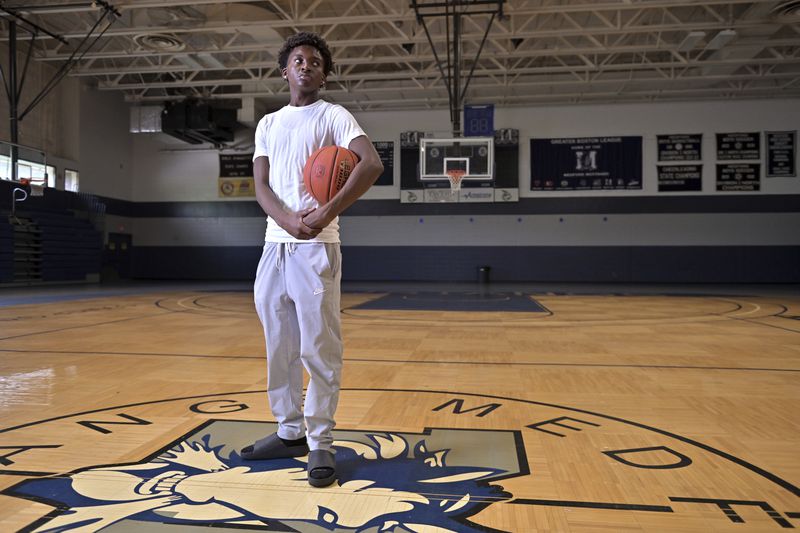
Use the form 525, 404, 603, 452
134, 33, 185, 52
202, 3, 284, 43
130, 106, 162, 133
146, 6, 207, 28
161, 101, 237, 146
771, 1, 800, 21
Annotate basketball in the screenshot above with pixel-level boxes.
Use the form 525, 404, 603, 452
303, 145, 359, 204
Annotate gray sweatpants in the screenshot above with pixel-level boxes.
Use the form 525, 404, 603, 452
253, 242, 343, 452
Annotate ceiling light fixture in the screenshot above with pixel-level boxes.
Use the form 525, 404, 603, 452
677, 31, 705, 52
176, 55, 202, 69
196, 53, 225, 69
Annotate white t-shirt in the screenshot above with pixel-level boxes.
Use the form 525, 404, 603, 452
253, 99, 366, 243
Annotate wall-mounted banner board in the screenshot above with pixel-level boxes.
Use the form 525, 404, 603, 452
219, 153, 255, 197
372, 141, 395, 186
657, 134, 702, 162
531, 136, 642, 191
717, 132, 760, 160
717, 163, 760, 192
658, 164, 702, 192
766, 131, 796, 178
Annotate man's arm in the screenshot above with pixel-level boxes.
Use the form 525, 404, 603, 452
253, 156, 320, 240
303, 135, 384, 229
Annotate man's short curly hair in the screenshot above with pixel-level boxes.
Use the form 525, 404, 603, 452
278, 32, 333, 77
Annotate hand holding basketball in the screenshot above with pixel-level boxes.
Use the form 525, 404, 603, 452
303, 145, 359, 204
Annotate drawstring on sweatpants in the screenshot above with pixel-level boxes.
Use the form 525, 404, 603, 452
276, 242, 297, 271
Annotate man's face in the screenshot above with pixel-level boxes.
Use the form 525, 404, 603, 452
282, 44, 326, 93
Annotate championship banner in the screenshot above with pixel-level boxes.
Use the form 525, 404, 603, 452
219, 154, 255, 197
657, 134, 702, 161
716, 163, 760, 191
530, 136, 642, 191
658, 165, 702, 192
717, 132, 760, 160
766, 131, 797, 177
493, 128, 520, 203
373, 141, 394, 186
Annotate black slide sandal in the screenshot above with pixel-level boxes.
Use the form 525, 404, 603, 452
307, 449, 336, 487
240, 433, 309, 460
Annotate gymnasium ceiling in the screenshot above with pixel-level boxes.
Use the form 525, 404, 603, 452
4, 0, 800, 114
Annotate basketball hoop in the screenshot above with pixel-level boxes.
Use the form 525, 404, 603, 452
446, 169, 465, 193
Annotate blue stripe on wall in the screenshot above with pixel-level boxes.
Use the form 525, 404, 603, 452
132, 245, 800, 283
4, 180, 796, 219
133, 247, 262, 280
119, 194, 800, 217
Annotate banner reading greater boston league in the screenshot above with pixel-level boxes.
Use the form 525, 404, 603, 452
530, 137, 642, 190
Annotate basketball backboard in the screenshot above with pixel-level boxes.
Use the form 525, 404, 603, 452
419, 137, 494, 181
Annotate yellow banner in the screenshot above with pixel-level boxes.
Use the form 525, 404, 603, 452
218, 177, 255, 197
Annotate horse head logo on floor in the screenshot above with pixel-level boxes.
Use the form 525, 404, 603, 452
9, 424, 523, 532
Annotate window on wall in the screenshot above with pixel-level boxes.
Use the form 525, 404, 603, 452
65, 169, 79, 192
0, 155, 53, 187
47, 165, 56, 188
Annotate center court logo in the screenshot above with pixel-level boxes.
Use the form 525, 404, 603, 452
4, 387, 797, 531
9, 421, 524, 532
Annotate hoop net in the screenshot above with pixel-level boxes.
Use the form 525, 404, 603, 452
446, 169, 465, 193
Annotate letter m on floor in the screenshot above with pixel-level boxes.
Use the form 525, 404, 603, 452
433, 398, 501, 417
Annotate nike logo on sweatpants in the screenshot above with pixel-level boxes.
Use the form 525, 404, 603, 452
313, 288, 326, 295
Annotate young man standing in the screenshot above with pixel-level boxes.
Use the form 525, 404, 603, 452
240, 32, 383, 487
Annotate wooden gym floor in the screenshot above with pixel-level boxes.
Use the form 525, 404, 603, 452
0, 281, 798, 532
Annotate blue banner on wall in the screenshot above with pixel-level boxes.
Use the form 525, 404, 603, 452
530, 136, 642, 190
